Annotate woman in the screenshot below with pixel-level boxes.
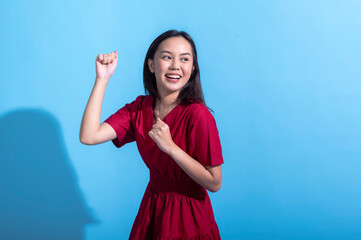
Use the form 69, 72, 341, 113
80, 30, 224, 239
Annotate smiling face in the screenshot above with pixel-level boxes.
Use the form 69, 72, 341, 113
148, 36, 195, 98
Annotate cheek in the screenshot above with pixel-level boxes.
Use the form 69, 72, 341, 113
154, 64, 164, 78
185, 65, 194, 75
155, 61, 169, 73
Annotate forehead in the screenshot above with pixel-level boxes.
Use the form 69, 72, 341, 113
157, 36, 193, 54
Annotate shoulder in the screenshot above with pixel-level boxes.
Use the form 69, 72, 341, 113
127, 95, 149, 108
185, 102, 221, 140
134, 95, 147, 103
184, 101, 215, 123
114, 95, 149, 115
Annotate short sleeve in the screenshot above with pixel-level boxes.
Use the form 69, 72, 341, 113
188, 106, 224, 167
103, 96, 141, 148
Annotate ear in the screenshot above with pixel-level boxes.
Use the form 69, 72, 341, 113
148, 58, 155, 73
192, 65, 195, 72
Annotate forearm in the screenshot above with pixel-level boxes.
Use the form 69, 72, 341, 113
79, 78, 108, 142
168, 145, 220, 192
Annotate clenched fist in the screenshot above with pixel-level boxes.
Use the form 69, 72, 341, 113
96, 50, 118, 81
148, 116, 176, 154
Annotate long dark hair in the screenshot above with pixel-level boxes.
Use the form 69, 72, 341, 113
143, 30, 213, 113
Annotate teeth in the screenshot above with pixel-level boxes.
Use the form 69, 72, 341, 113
166, 74, 181, 79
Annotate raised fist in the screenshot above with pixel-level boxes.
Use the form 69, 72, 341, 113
95, 50, 118, 80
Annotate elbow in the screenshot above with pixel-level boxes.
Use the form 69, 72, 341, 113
204, 165, 222, 193
79, 135, 93, 145
207, 181, 222, 193
79, 136, 88, 145
79, 130, 87, 145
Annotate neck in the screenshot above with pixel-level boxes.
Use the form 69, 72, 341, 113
156, 92, 180, 111
155, 92, 179, 112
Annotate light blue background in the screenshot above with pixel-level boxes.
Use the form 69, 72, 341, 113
1, 0, 360, 239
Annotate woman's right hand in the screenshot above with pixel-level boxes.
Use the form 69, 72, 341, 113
95, 50, 118, 81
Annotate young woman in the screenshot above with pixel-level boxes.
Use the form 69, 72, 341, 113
80, 30, 224, 239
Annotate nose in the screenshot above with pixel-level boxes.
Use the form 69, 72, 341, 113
169, 59, 180, 70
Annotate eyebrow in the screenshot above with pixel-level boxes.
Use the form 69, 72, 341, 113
160, 50, 192, 56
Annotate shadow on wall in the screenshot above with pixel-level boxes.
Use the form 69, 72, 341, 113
0, 109, 97, 240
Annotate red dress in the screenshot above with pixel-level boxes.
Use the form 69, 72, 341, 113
104, 95, 224, 239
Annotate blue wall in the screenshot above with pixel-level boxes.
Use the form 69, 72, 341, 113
1, 0, 360, 239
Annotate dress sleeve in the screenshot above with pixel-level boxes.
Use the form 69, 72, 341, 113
188, 105, 224, 167
103, 96, 141, 148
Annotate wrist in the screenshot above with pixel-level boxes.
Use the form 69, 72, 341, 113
95, 77, 110, 86
168, 143, 179, 157
95, 76, 110, 82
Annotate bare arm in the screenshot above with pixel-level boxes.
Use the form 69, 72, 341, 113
79, 51, 118, 145
169, 146, 222, 192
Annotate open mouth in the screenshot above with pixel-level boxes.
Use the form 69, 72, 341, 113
165, 74, 181, 82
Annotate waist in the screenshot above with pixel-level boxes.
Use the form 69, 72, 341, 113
149, 173, 206, 200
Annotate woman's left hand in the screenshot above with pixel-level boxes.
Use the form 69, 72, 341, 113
148, 117, 176, 154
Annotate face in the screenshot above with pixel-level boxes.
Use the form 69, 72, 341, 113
148, 36, 195, 98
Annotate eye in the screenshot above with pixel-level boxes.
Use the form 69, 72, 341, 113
162, 56, 171, 60
181, 58, 189, 61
